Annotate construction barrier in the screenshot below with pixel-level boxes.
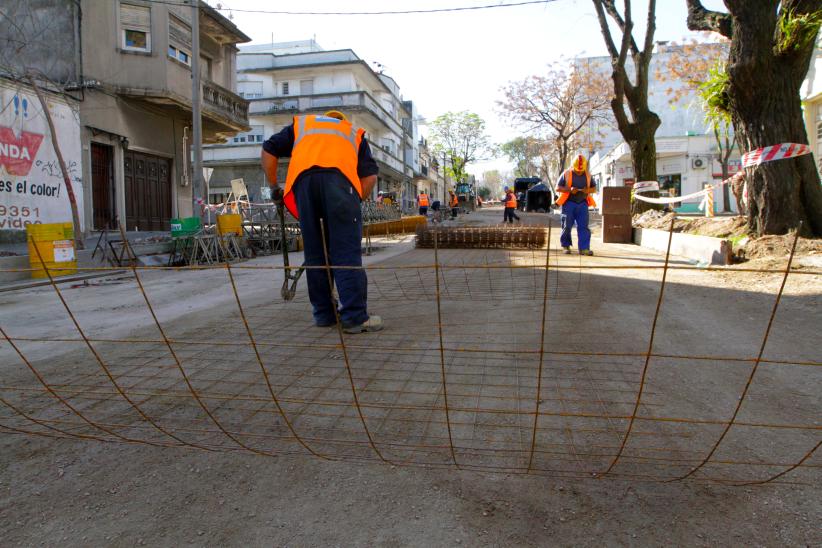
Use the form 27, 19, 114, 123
216, 213, 243, 236
364, 215, 426, 237
26, 222, 77, 279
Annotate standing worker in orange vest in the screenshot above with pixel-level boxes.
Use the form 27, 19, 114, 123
448, 190, 459, 219
417, 189, 430, 216
503, 186, 520, 223
556, 154, 597, 256
261, 110, 383, 333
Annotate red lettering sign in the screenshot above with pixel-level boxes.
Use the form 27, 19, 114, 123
0, 127, 45, 176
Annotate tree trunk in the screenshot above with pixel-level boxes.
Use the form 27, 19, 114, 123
629, 124, 661, 215
731, 75, 822, 235
721, 160, 732, 213
724, 3, 822, 236
28, 77, 84, 249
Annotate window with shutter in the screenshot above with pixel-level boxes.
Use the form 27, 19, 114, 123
120, 3, 151, 52
167, 15, 192, 65
169, 15, 192, 49
282, 82, 290, 95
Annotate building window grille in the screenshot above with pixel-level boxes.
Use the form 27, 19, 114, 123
282, 82, 290, 95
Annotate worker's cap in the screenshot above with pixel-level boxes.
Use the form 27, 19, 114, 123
324, 110, 348, 121
504, 186, 510, 191
378, 190, 384, 194
572, 154, 588, 173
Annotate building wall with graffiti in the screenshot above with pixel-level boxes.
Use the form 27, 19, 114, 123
0, 79, 84, 238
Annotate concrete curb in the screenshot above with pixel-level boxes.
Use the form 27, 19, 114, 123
633, 228, 733, 265
0, 269, 128, 293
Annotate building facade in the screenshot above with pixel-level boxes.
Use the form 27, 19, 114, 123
590, 135, 741, 213
579, 42, 741, 213
1, 0, 251, 235
204, 40, 434, 213
801, 33, 822, 179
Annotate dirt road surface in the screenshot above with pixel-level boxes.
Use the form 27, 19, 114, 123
1, 207, 820, 546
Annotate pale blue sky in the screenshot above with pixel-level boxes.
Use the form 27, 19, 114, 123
208, 0, 728, 174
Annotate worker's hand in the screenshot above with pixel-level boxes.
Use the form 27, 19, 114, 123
570, 188, 579, 194
270, 185, 284, 205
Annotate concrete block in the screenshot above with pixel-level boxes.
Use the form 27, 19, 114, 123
633, 228, 733, 265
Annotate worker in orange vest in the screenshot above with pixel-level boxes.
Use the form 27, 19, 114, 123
556, 154, 597, 256
417, 189, 430, 216
448, 190, 459, 219
261, 110, 383, 333
503, 186, 520, 223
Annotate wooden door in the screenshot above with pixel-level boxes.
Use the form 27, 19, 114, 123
91, 143, 115, 229
124, 151, 172, 231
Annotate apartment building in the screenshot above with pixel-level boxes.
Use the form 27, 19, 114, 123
1, 0, 251, 234
81, 1, 250, 231
204, 40, 436, 212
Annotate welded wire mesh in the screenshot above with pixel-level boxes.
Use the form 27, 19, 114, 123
0, 221, 820, 485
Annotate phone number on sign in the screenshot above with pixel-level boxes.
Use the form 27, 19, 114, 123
0, 205, 43, 229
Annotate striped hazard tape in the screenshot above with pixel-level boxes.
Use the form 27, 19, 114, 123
741, 142, 811, 168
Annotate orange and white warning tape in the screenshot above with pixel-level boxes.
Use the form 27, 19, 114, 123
741, 142, 811, 168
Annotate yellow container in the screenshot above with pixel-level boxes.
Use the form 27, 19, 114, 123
216, 213, 243, 236
26, 222, 77, 279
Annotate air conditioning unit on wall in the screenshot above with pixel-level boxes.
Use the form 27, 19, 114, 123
691, 157, 707, 169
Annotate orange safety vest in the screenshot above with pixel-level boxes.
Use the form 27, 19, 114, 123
556, 169, 597, 207
505, 192, 517, 208
449, 194, 459, 207
418, 193, 429, 207
283, 114, 365, 218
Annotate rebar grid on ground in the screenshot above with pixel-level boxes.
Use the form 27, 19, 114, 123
0, 221, 819, 485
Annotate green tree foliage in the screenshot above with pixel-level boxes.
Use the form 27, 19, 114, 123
428, 111, 494, 185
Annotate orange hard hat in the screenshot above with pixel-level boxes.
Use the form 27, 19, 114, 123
324, 110, 348, 121
572, 155, 588, 173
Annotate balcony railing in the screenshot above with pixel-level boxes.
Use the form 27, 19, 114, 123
203, 80, 249, 126
370, 144, 404, 174
247, 91, 403, 135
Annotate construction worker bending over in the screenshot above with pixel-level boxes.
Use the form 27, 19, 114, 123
261, 110, 383, 333
556, 155, 596, 256
417, 190, 430, 216
448, 190, 459, 219
503, 186, 520, 223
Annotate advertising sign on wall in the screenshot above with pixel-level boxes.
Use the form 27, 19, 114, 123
0, 80, 84, 232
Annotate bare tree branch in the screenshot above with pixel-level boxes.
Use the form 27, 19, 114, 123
685, 0, 733, 38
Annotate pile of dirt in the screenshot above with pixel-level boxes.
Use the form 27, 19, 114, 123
737, 232, 822, 261
633, 210, 748, 238
632, 211, 822, 268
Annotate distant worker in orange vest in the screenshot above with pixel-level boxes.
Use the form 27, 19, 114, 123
417, 190, 430, 216
503, 186, 520, 223
448, 190, 459, 219
261, 110, 383, 333
556, 154, 597, 256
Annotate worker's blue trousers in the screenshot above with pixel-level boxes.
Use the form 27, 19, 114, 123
293, 170, 368, 327
560, 200, 591, 251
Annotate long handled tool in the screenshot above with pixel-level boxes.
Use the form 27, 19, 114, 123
278, 203, 304, 300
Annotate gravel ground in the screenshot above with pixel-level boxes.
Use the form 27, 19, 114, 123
1, 207, 819, 546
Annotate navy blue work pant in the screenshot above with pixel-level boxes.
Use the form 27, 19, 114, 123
560, 200, 591, 251
503, 207, 520, 223
419, 206, 428, 216
293, 170, 368, 327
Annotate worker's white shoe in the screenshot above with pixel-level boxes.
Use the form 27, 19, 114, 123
343, 315, 383, 334
562, 247, 571, 254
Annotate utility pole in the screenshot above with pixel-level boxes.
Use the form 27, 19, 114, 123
442, 150, 448, 202
190, 0, 204, 217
